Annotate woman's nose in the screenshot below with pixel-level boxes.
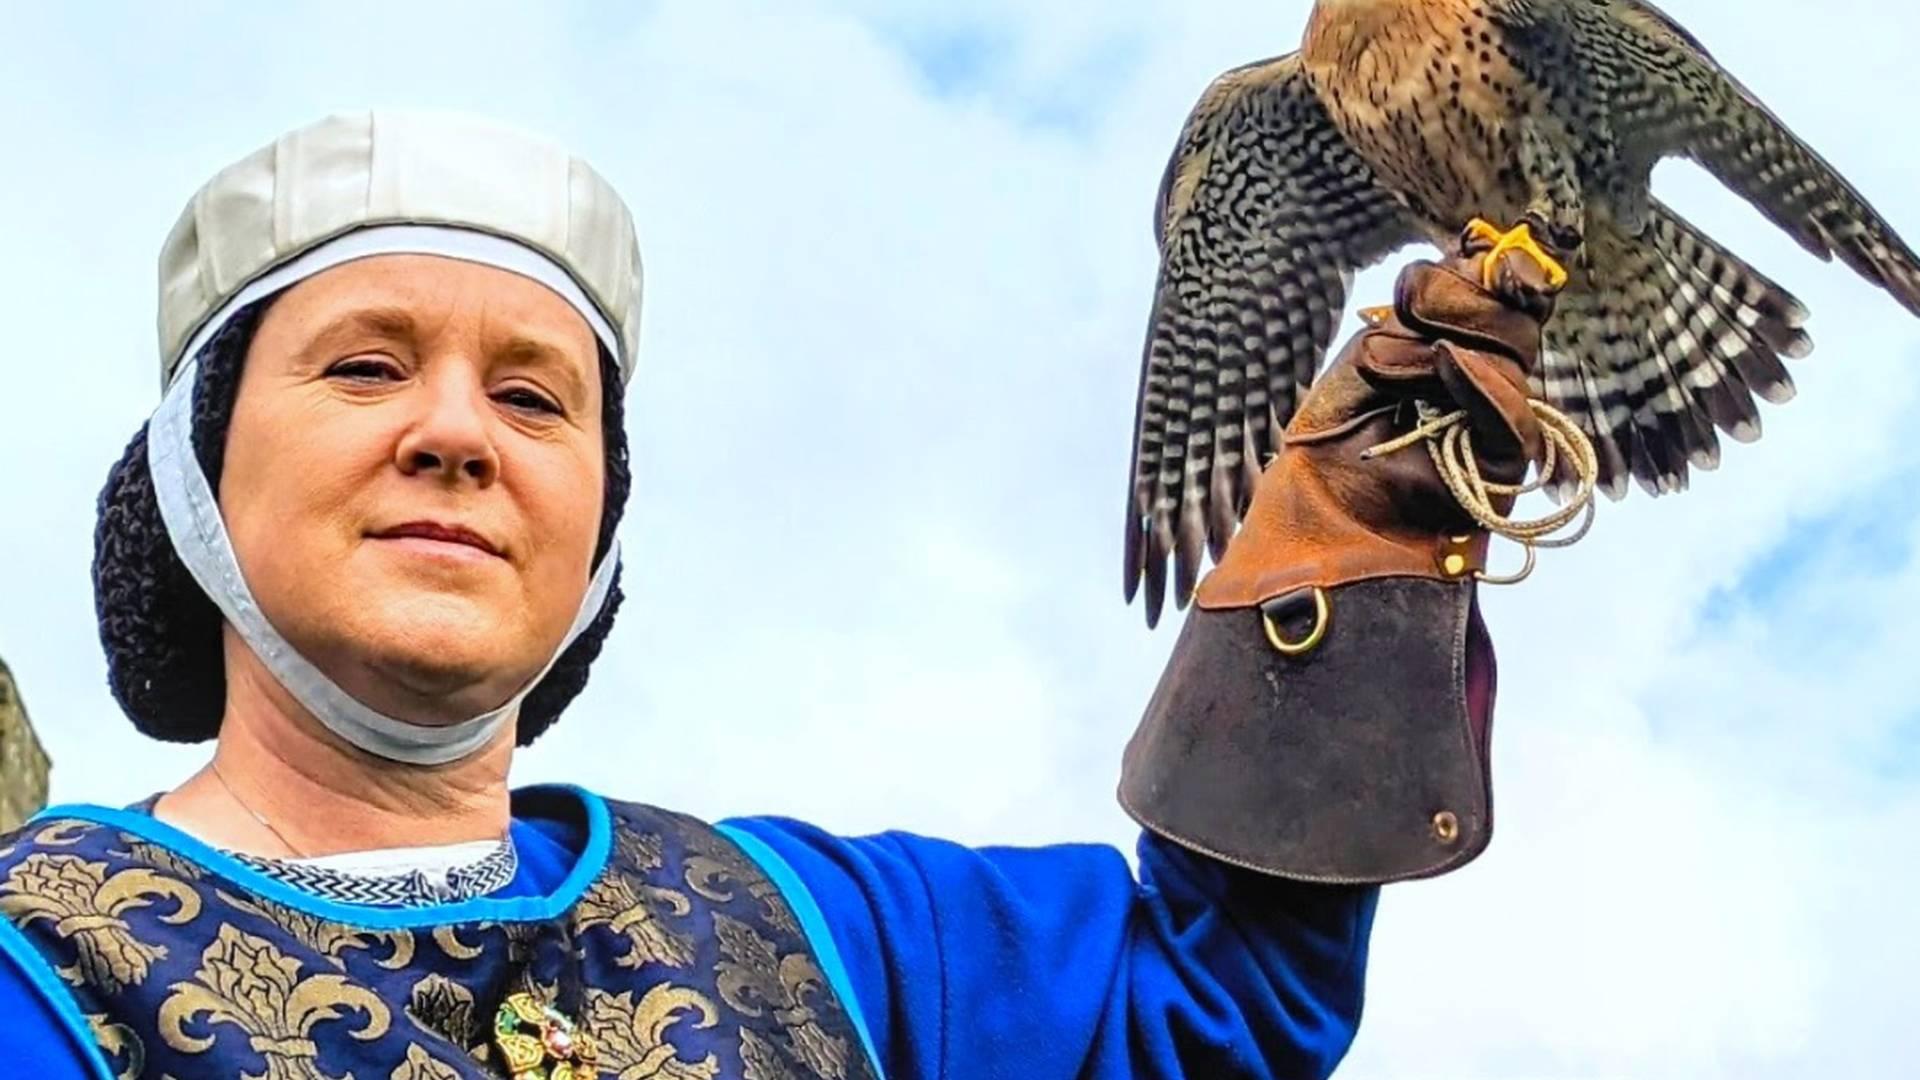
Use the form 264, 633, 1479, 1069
393, 375, 500, 486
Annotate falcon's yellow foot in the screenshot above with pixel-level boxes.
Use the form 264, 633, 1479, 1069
1357, 304, 1393, 327
1464, 217, 1570, 293
1464, 218, 1507, 250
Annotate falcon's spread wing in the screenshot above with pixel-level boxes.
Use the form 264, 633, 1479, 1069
1125, 52, 1419, 626
1487, 0, 1920, 311
1594, 0, 1920, 313
1492, 0, 1920, 497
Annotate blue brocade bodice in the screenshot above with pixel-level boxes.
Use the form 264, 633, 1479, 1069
0, 789, 879, 1080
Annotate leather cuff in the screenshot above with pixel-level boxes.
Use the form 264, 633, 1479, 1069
1118, 577, 1497, 884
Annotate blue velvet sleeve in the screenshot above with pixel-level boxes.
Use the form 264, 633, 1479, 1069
721, 818, 1378, 1080
0, 919, 113, 1078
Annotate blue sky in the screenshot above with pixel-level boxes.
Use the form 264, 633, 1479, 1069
1, 2, 1917, 1076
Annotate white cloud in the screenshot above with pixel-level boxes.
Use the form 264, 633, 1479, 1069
0, 1, 1917, 1075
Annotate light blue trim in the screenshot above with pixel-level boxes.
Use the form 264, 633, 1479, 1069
0, 916, 116, 1080
718, 822, 886, 1080
27, 784, 612, 930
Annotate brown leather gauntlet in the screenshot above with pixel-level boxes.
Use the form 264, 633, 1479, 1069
1119, 243, 1558, 884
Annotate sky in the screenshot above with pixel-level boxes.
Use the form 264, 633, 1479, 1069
1, 1, 1917, 1076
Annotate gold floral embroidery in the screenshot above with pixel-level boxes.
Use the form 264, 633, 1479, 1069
713, 914, 848, 1080
433, 924, 485, 961
785, 1023, 853, 1080
738, 1029, 802, 1080
406, 972, 479, 1051
0, 820, 95, 863
577, 873, 695, 971
111, 835, 207, 881
681, 857, 733, 904
390, 1043, 467, 1080
86, 1012, 146, 1080
614, 831, 667, 875
157, 923, 391, 1080
582, 985, 721, 1080
217, 889, 416, 970
0, 855, 200, 992
33, 821, 93, 847
682, 838, 799, 940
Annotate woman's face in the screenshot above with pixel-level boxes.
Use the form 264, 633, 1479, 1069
219, 254, 606, 724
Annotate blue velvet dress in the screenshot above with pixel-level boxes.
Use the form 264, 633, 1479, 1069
0, 785, 1376, 1079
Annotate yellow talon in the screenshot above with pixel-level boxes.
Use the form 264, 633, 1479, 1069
1465, 218, 1508, 249
1466, 217, 1569, 293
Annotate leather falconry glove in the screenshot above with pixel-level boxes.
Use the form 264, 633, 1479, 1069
1120, 238, 1559, 884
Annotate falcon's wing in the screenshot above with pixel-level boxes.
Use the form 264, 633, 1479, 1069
1502, 0, 1920, 313
1126, 52, 1419, 626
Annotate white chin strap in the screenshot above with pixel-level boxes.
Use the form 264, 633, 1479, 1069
147, 354, 621, 766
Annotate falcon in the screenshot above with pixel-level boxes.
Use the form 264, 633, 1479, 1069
1124, 0, 1920, 625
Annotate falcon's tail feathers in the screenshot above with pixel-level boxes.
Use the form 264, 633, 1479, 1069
1542, 204, 1811, 499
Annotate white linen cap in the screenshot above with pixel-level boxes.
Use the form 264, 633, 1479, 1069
155, 109, 643, 389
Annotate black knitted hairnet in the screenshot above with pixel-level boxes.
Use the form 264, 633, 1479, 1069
92, 295, 629, 746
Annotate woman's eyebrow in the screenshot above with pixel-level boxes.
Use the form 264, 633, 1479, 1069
299, 307, 590, 401
496, 334, 591, 404
302, 305, 420, 353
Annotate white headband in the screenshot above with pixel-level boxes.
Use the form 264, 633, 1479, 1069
174, 224, 622, 382
158, 109, 643, 389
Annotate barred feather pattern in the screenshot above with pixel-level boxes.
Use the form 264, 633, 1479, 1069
1540, 200, 1811, 497
1125, 53, 1418, 625
1502, 0, 1920, 314
1123, 0, 1920, 625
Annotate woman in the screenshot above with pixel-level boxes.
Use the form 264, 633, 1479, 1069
0, 110, 1556, 1078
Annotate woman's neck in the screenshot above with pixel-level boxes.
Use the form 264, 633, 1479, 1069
153, 650, 515, 859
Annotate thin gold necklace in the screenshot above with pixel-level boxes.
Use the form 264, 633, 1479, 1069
210, 760, 304, 859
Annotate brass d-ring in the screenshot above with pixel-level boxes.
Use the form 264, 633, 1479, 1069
1260, 586, 1331, 656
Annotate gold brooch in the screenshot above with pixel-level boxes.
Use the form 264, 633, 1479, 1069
493, 991, 597, 1080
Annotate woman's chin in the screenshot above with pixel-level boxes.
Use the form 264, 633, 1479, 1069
321, 604, 542, 717
342, 651, 527, 723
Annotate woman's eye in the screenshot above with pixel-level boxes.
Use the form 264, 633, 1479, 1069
498, 388, 561, 415
325, 357, 402, 381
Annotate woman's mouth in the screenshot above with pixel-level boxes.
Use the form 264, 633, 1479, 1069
370, 521, 505, 560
